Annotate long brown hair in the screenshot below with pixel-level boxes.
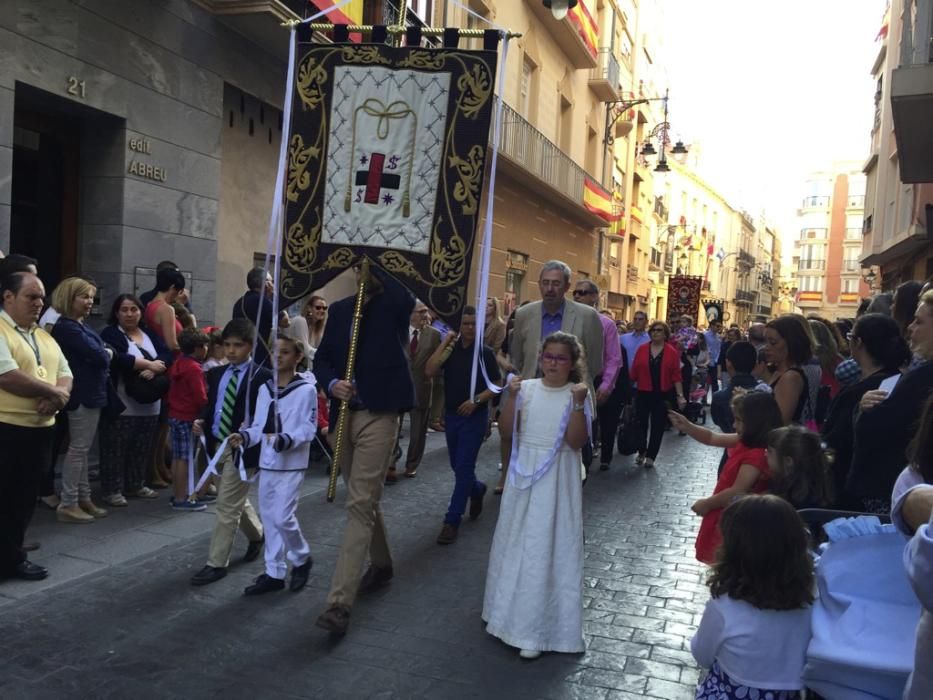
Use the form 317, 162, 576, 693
708, 495, 814, 610
768, 426, 834, 507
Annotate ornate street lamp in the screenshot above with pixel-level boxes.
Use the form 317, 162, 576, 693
604, 89, 687, 173
542, 0, 578, 20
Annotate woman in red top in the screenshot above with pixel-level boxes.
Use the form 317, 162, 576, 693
629, 321, 687, 468
669, 392, 784, 564
144, 268, 186, 353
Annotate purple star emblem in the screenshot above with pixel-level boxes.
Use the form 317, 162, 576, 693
359, 154, 368, 165
382, 193, 394, 205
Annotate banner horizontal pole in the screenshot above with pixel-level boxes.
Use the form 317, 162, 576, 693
283, 20, 521, 38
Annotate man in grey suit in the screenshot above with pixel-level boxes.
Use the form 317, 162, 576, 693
398, 300, 441, 478
509, 260, 605, 385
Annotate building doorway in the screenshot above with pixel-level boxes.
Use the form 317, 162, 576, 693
11, 105, 80, 292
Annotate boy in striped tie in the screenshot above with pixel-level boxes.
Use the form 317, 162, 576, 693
189, 319, 272, 587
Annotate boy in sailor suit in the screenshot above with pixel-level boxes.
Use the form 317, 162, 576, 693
230, 335, 317, 596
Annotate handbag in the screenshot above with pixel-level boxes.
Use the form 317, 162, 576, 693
123, 341, 170, 404
617, 405, 642, 456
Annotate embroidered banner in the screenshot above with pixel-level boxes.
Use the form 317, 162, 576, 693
667, 275, 703, 325
702, 299, 724, 325
280, 35, 499, 325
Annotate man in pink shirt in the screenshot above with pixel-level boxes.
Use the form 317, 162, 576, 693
572, 280, 622, 471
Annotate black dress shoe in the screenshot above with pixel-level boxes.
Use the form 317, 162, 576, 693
190, 565, 227, 586
289, 558, 313, 592
12, 561, 48, 581
469, 484, 487, 521
244, 573, 285, 596
243, 537, 264, 563
358, 564, 393, 593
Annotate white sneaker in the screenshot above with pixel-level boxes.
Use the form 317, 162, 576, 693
519, 649, 541, 660
635, 454, 645, 466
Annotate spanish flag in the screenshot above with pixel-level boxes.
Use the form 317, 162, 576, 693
568, 1, 599, 62
308, 0, 362, 26
583, 177, 618, 224
630, 205, 644, 224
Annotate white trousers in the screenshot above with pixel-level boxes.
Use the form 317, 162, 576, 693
258, 469, 310, 579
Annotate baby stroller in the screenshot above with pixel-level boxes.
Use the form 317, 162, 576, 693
798, 509, 918, 699
683, 387, 708, 425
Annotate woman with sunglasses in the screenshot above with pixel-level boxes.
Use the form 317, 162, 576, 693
629, 321, 687, 468
302, 295, 328, 355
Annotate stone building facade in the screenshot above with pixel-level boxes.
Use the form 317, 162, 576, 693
0, 0, 312, 323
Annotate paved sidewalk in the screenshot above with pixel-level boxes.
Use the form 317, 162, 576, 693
1, 423, 717, 699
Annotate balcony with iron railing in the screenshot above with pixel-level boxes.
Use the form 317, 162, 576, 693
845, 227, 863, 240
847, 195, 866, 209
735, 290, 756, 305
798, 258, 826, 271
498, 101, 589, 216
863, 214, 873, 236
891, 0, 933, 182
800, 195, 830, 209
627, 264, 639, 282
589, 48, 621, 101
842, 260, 861, 272
738, 250, 756, 267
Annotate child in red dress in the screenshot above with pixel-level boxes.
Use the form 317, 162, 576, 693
668, 392, 784, 564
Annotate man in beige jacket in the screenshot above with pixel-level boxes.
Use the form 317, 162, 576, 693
508, 260, 604, 385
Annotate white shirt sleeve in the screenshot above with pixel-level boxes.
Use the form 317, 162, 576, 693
691, 599, 726, 669
0, 333, 17, 375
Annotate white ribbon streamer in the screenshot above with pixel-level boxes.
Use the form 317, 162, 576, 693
507, 382, 593, 490
246, 0, 355, 433
469, 34, 510, 397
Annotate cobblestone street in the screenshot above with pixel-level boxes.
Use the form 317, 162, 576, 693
0, 424, 719, 699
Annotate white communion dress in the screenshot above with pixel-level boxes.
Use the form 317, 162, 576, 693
482, 379, 586, 654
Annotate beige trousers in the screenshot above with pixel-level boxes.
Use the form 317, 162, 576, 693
404, 407, 430, 472
327, 409, 399, 607
206, 444, 263, 568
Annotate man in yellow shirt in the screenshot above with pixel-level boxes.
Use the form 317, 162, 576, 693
0, 271, 73, 582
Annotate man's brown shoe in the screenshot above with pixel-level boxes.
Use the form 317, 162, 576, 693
436, 523, 458, 545
315, 605, 350, 636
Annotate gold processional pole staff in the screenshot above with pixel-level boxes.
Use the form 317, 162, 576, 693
326, 258, 369, 502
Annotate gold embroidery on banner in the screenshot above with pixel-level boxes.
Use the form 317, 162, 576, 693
321, 247, 356, 270
379, 251, 428, 284
448, 144, 484, 216
296, 56, 329, 112
286, 135, 319, 203
398, 51, 446, 70
457, 64, 492, 119
342, 46, 392, 66
282, 45, 498, 320
430, 218, 466, 285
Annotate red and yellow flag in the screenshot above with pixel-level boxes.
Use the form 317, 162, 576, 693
583, 177, 618, 224
568, 1, 599, 62
630, 205, 644, 224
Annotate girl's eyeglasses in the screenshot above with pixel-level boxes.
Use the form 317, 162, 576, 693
541, 353, 571, 365
650, 327, 664, 333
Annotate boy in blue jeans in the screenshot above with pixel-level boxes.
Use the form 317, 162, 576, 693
426, 306, 501, 544
166, 329, 210, 511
